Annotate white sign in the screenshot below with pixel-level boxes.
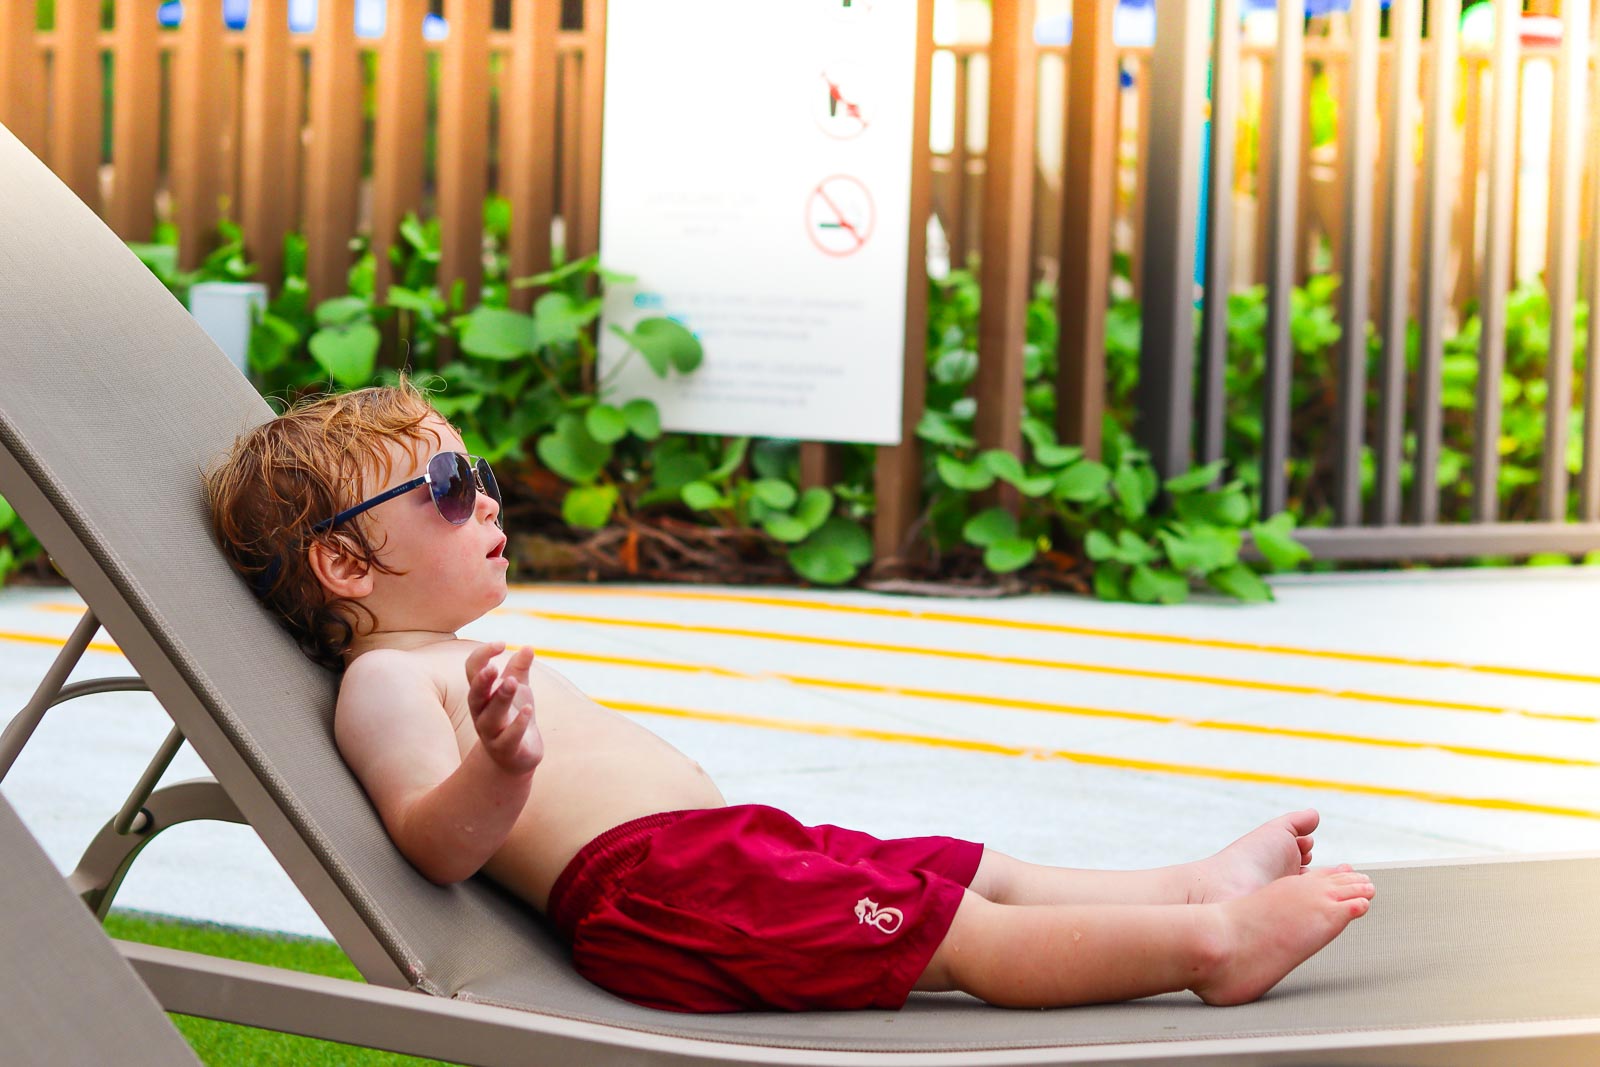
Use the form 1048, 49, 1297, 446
597, 0, 918, 444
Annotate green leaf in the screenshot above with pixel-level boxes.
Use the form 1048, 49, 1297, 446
584, 404, 629, 444
795, 487, 835, 531
1158, 525, 1241, 574
1053, 459, 1111, 502
561, 484, 618, 529
622, 398, 662, 440
1249, 513, 1312, 571
458, 306, 537, 360
610, 317, 704, 376
313, 295, 369, 328
788, 517, 873, 585
1129, 565, 1190, 605
984, 537, 1037, 573
535, 412, 612, 485
307, 323, 380, 387
532, 292, 598, 346
752, 479, 797, 510
761, 515, 812, 543
1113, 463, 1150, 520
650, 447, 711, 493
1092, 562, 1129, 601
1084, 529, 1116, 561
963, 507, 1018, 547
1113, 529, 1160, 566
981, 450, 1027, 485
916, 410, 977, 449
935, 453, 996, 491
1032, 442, 1084, 469
1173, 485, 1254, 527
514, 252, 598, 289
0, 496, 16, 531
1207, 563, 1275, 602
1164, 460, 1227, 494
709, 437, 750, 481
681, 481, 724, 511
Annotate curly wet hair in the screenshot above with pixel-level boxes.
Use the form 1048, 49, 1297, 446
203, 379, 445, 671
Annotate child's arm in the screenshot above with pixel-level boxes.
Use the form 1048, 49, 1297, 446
334, 643, 543, 885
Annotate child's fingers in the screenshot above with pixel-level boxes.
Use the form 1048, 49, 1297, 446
473, 675, 518, 733
467, 661, 501, 714
507, 645, 536, 686
464, 642, 504, 684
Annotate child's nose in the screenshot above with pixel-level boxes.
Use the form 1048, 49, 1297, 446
478, 485, 502, 527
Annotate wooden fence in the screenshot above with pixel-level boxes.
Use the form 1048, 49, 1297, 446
5, 0, 1600, 561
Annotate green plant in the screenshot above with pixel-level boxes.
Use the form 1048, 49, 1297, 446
0, 495, 41, 583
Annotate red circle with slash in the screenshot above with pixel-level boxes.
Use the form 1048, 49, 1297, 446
805, 175, 875, 257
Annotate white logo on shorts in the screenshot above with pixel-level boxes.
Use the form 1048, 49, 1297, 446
854, 896, 903, 935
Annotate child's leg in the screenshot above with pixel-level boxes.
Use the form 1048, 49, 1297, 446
917, 865, 1374, 1008
969, 809, 1319, 907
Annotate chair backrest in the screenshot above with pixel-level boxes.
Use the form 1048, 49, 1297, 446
0, 120, 557, 997
0, 794, 201, 1066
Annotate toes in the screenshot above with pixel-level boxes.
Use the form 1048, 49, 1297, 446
1286, 808, 1320, 836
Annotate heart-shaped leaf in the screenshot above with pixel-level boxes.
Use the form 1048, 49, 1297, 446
308, 323, 380, 387
561, 484, 618, 529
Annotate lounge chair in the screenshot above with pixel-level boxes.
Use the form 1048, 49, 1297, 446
0, 792, 200, 1066
1, 117, 1598, 1066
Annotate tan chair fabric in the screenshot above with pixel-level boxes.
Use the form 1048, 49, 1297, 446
0, 794, 200, 1066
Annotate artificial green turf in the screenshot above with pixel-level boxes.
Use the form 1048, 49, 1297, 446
105, 909, 468, 1067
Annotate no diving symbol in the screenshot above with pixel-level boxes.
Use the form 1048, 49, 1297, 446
806, 175, 874, 257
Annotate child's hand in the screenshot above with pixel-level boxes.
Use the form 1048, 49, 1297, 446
464, 642, 543, 776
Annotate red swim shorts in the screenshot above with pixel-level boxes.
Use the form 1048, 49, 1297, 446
546, 804, 984, 1013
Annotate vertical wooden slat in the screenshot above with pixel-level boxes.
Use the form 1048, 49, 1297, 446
437, 0, 491, 305
1374, 0, 1419, 526
370, 0, 430, 301
570, 0, 605, 259
973, 0, 1037, 503
50, 0, 100, 212
800, 446, 842, 492
0, 0, 46, 155
502, 0, 558, 311
949, 50, 970, 269
873, 0, 934, 564
1413, 0, 1461, 526
1583, 1, 1600, 521
1253, 53, 1275, 286
1128, 52, 1152, 299
558, 42, 582, 253
171, 0, 227, 268
1473, 0, 1521, 521
1056, 0, 1117, 460
1198, 0, 1240, 468
1540, 0, 1589, 521
1294, 48, 1315, 283
1135, 1, 1207, 481
1455, 55, 1483, 310
285, 42, 306, 236
107, 0, 160, 242
1369, 43, 1391, 325
1260, 1, 1303, 516
241, 0, 295, 289
1334, 0, 1378, 526
305, 0, 362, 304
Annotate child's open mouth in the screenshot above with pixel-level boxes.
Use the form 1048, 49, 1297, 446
488, 536, 507, 559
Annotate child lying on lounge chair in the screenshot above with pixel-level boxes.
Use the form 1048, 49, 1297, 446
203, 380, 1374, 1014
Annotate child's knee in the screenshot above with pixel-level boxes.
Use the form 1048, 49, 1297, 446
966, 848, 1019, 902
915, 889, 998, 994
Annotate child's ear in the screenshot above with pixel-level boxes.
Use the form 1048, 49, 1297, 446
307, 538, 374, 600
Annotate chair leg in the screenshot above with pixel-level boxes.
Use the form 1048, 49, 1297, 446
68, 777, 245, 919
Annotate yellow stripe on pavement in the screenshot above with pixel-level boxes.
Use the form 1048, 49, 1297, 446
601, 698, 1600, 822
503, 609, 1599, 725
520, 584, 1600, 686
0, 628, 122, 655
539, 646, 1598, 768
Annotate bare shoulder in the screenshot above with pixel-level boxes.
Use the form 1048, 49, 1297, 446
334, 647, 466, 815
337, 648, 441, 721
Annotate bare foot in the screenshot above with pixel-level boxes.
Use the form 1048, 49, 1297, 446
1190, 865, 1375, 1006
1185, 809, 1319, 904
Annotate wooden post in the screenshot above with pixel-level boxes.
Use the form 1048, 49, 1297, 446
0, 0, 46, 155
571, 0, 606, 259
241, 0, 297, 290
973, 0, 1037, 509
437, 0, 492, 306
370, 0, 431, 303
51, 0, 102, 214
503, 0, 560, 310
949, 50, 971, 270
108, 0, 161, 243
1056, 0, 1117, 460
305, 0, 363, 304
873, 0, 935, 565
171, 0, 228, 268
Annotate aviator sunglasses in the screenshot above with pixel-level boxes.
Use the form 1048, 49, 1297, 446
314, 451, 502, 532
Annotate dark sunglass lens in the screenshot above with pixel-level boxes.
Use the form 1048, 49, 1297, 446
431, 452, 475, 524
476, 458, 503, 528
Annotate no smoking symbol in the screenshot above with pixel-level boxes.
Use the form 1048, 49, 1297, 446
806, 176, 875, 257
